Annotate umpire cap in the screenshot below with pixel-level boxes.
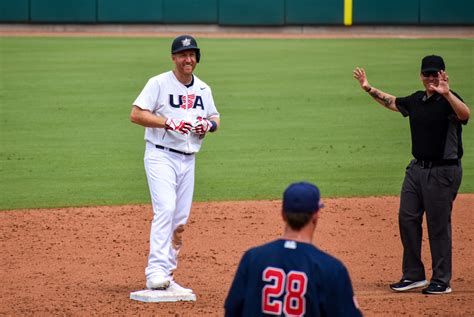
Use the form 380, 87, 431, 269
171, 35, 201, 63
421, 55, 445, 72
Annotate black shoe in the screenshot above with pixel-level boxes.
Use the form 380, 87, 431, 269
390, 279, 428, 292
422, 283, 452, 294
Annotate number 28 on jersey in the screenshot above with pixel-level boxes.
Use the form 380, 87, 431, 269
262, 267, 308, 316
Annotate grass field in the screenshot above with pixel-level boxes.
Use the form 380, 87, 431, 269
1, 37, 473, 210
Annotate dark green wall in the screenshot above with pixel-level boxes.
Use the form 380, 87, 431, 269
353, 0, 419, 24
219, 0, 285, 25
30, 0, 96, 23
98, 0, 162, 22
1, 0, 473, 25
163, 0, 218, 24
286, 0, 343, 25
420, 0, 474, 25
0, 0, 29, 22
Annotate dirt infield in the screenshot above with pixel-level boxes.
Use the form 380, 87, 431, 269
1, 195, 473, 316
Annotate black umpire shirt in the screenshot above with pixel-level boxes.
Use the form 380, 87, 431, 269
395, 90, 468, 161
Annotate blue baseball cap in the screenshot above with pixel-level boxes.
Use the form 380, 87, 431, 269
283, 182, 324, 213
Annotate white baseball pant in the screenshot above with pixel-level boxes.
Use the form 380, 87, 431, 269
143, 142, 195, 280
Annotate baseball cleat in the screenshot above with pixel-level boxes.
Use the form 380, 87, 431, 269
167, 281, 193, 293
146, 276, 171, 290
422, 283, 452, 294
389, 279, 428, 292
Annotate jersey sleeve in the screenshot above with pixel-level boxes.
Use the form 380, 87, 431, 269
133, 77, 160, 111
450, 90, 468, 125
395, 93, 415, 117
224, 252, 250, 317
451, 90, 464, 102
324, 265, 362, 317
205, 87, 220, 119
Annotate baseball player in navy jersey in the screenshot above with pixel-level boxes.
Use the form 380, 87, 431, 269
225, 182, 362, 317
130, 35, 220, 293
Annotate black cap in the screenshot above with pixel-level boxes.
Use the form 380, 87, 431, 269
171, 35, 201, 63
421, 55, 445, 72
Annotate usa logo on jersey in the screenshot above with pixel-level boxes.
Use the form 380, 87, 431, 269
169, 94, 204, 110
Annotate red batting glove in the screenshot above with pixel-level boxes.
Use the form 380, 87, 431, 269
191, 117, 212, 135
165, 118, 192, 134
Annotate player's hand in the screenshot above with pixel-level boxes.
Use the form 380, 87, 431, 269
430, 70, 450, 96
191, 117, 212, 135
165, 118, 193, 134
353, 67, 371, 92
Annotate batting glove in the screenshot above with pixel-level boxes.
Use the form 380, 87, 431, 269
165, 118, 193, 134
191, 117, 213, 135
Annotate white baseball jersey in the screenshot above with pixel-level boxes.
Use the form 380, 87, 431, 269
133, 71, 220, 153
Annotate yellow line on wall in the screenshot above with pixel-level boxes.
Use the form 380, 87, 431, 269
344, 0, 353, 26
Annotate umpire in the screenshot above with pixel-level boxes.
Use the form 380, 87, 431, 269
353, 55, 470, 294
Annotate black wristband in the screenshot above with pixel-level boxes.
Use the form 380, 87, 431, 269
365, 86, 372, 93
209, 120, 217, 132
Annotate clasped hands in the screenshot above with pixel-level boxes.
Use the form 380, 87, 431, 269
165, 117, 212, 135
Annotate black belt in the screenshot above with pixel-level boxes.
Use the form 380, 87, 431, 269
155, 145, 193, 156
415, 159, 459, 169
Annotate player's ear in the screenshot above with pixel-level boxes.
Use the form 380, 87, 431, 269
281, 210, 288, 223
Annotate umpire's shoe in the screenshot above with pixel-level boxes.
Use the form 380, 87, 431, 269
390, 279, 428, 292
422, 283, 452, 295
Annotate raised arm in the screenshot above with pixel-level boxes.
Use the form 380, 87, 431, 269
353, 67, 399, 112
431, 70, 470, 121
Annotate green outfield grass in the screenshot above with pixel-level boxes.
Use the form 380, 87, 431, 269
0, 36, 473, 210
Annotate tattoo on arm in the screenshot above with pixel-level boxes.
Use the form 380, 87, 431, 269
369, 90, 393, 108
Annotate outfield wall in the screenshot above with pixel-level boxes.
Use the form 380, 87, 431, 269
1, 0, 473, 25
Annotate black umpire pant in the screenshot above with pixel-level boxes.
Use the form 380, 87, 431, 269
399, 159, 462, 286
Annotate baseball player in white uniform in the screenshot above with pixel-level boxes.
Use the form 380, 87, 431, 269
130, 35, 220, 293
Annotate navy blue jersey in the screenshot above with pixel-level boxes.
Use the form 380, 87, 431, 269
224, 239, 362, 317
